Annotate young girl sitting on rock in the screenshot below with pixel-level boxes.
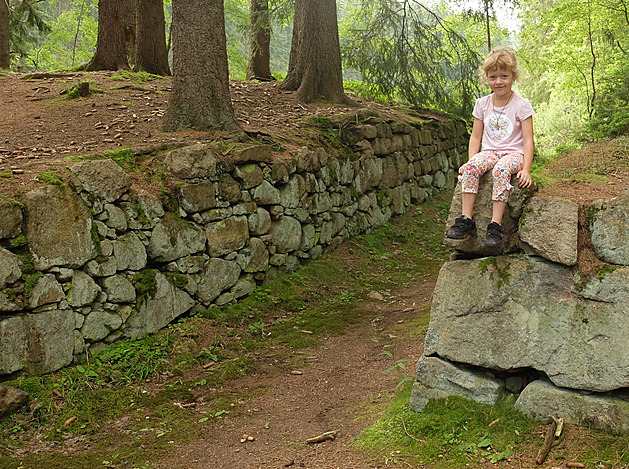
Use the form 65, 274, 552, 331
446, 47, 534, 247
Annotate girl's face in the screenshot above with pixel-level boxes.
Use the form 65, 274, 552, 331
487, 67, 514, 99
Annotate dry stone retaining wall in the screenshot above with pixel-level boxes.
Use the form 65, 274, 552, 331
0, 116, 468, 380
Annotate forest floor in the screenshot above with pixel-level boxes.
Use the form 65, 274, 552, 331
0, 70, 430, 197
1, 71, 629, 469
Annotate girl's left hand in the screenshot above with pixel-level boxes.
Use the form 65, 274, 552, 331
517, 170, 532, 188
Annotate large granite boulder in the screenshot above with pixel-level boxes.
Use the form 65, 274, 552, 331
111, 232, 147, 272
270, 216, 302, 253
68, 270, 101, 307
27, 274, 65, 309
424, 256, 629, 393
177, 181, 217, 214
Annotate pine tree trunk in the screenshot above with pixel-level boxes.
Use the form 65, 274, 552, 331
162, 0, 238, 131
123, 0, 137, 70
281, 0, 348, 103
0, 0, 10, 69
135, 0, 171, 75
247, 0, 272, 81
86, 0, 129, 71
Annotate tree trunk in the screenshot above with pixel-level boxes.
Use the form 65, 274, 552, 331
86, 0, 129, 71
123, 0, 137, 70
247, 0, 272, 81
281, 0, 348, 103
162, 0, 239, 131
135, 0, 171, 75
484, 0, 492, 51
0, 0, 9, 69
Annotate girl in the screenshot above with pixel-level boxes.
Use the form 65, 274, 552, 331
446, 47, 534, 247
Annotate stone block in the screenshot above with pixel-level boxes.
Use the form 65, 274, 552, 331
515, 379, 629, 432
519, 197, 578, 266
589, 188, 629, 265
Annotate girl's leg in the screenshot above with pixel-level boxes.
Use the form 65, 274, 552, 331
492, 201, 507, 225
461, 193, 476, 219
459, 151, 501, 217
491, 153, 524, 224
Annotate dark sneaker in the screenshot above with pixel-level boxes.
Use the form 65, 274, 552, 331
485, 221, 505, 248
446, 216, 476, 239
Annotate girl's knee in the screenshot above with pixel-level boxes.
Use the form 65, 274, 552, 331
460, 162, 482, 177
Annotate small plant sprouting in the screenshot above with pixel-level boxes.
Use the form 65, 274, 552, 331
133, 269, 158, 310
595, 264, 617, 280
23, 272, 44, 298
10, 234, 27, 248
586, 204, 600, 226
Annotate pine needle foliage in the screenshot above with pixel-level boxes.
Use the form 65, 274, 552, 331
340, 0, 482, 119
9, 0, 50, 60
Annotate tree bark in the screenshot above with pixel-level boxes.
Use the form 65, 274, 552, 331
162, 0, 239, 131
484, 0, 492, 51
247, 0, 272, 81
281, 0, 349, 104
123, 0, 137, 70
0, 0, 9, 69
86, 0, 129, 71
135, 0, 171, 75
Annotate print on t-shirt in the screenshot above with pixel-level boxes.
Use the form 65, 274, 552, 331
486, 113, 513, 142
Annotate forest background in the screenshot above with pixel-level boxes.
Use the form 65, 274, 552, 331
1, 0, 628, 161
1, 2, 629, 467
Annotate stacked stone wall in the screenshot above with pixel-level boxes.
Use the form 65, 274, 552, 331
411, 179, 629, 432
0, 115, 468, 380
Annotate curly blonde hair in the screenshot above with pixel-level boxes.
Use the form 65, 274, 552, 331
480, 47, 520, 85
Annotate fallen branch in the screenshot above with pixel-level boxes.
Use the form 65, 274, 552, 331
306, 430, 338, 444
550, 415, 564, 438
21, 72, 80, 80
401, 417, 423, 442
536, 417, 558, 465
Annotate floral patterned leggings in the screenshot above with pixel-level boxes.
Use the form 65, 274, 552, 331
458, 151, 524, 202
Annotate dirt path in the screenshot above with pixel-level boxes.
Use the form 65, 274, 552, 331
155, 279, 436, 469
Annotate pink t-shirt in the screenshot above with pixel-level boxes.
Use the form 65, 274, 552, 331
472, 92, 534, 154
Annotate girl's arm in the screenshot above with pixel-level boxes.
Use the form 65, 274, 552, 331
517, 116, 534, 188
464, 118, 483, 172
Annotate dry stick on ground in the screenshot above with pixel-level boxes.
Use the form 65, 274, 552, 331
612, 444, 629, 469
401, 417, 423, 443
305, 430, 339, 444
536, 417, 558, 465
552, 415, 564, 437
